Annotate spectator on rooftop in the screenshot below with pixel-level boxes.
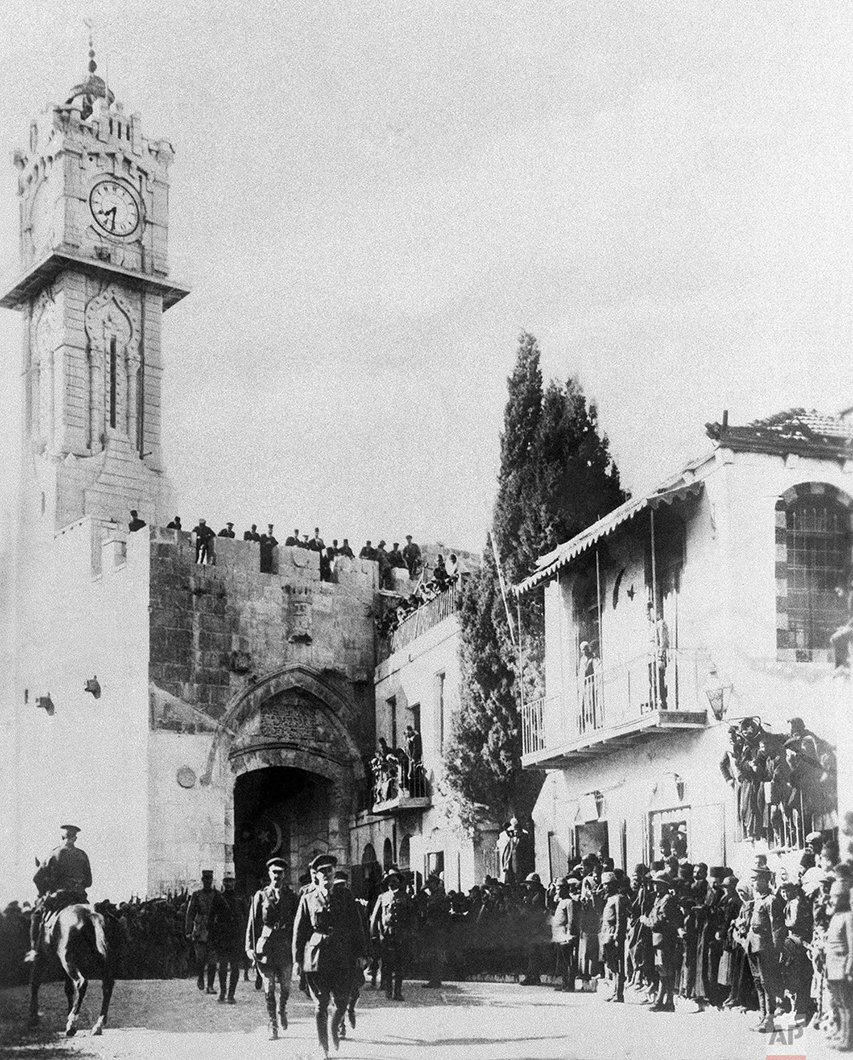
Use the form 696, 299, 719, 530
193, 519, 216, 565
285, 529, 300, 546
129, 510, 147, 532
360, 541, 377, 561
218, 522, 235, 538
433, 555, 451, 591
389, 543, 406, 569
339, 539, 355, 559
259, 525, 278, 574
320, 547, 336, 583
243, 525, 261, 542
446, 553, 461, 580
309, 528, 325, 552
301, 533, 311, 548
402, 536, 421, 578
166, 516, 182, 530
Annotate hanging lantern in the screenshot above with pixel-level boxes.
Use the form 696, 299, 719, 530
703, 666, 733, 721
36, 694, 55, 716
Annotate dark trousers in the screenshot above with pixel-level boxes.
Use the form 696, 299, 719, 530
258, 955, 292, 1025
217, 951, 241, 999
304, 970, 351, 1054
193, 942, 216, 989
380, 939, 407, 997
747, 950, 782, 1020
602, 938, 626, 1001
781, 944, 813, 1018
558, 940, 578, 989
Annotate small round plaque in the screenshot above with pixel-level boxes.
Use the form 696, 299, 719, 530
176, 766, 197, 789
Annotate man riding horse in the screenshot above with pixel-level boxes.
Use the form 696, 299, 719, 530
26, 824, 92, 961
26, 823, 114, 1037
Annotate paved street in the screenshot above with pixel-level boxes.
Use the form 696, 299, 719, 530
0, 979, 841, 1060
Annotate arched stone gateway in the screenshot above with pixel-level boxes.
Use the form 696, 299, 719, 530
201, 665, 366, 892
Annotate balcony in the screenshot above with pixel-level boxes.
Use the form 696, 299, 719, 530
379, 581, 462, 661
371, 767, 432, 815
522, 649, 709, 768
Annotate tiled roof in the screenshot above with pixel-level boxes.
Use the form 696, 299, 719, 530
705, 408, 853, 458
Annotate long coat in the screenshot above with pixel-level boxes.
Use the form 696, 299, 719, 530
292, 884, 366, 976
246, 884, 298, 966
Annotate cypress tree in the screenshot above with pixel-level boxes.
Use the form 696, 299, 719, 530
443, 334, 628, 824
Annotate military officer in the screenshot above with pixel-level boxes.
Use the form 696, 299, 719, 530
293, 854, 367, 1058
642, 869, 682, 1011
185, 870, 224, 993
745, 863, 786, 1033
370, 866, 413, 1001
598, 871, 628, 1002
210, 872, 247, 1004
25, 824, 92, 961
246, 857, 299, 1040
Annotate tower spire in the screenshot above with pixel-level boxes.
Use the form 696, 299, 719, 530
84, 17, 97, 77
67, 17, 114, 117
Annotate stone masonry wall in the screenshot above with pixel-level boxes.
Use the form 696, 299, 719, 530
147, 528, 380, 750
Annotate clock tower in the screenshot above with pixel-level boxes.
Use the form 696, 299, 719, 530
2, 44, 189, 533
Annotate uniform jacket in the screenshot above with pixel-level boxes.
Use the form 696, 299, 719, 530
246, 884, 298, 960
293, 883, 366, 975
552, 896, 582, 944
210, 890, 249, 951
34, 846, 92, 897
370, 889, 413, 942
746, 891, 786, 954
599, 892, 629, 948
825, 911, 853, 981
645, 892, 683, 948
185, 888, 225, 943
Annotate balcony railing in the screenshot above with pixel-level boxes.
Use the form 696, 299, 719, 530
522, 695, 546, 756
370, 765, 432, 814
522, 649, 708, 760
379, 582, 461, 660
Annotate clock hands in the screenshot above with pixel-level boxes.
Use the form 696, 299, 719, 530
99, 206, 117, 231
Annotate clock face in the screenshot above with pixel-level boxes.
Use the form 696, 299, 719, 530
89, 180, 140, 238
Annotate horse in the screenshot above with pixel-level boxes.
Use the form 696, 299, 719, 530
28, 902, 116, 1037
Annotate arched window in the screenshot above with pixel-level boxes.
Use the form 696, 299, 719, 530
398, 835, 411, 870
383, 836, 394, 870
776, 484, 852, 661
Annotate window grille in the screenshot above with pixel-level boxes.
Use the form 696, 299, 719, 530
785, 498, 848, 652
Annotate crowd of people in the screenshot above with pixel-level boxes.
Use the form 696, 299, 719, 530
8, 830, 853, 1045
375, 554, 467, 639
368, 729, 426, 804
720, 715, 837, 846
130, 512, 436, 587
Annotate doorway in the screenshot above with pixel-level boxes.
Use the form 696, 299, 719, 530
233, 766, 332, 895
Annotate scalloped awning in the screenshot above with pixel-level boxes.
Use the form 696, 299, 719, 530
515, 479, 704, 595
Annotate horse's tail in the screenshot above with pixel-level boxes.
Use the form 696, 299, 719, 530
90, 914, 109, 961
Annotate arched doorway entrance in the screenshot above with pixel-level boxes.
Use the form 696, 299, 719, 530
234, 766, 334, 897
200, 664, 366, 894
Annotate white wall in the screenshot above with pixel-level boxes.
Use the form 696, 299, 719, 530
2, 519, 151, 903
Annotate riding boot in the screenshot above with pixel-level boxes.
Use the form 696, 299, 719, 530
206, 965, 217, 993
218, 965, 227, 1001
315, 1009, 329, 1056
277, 997, 288, 1031
265, 988, 278, 1024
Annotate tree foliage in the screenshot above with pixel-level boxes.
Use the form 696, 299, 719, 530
443, 333, 628, 824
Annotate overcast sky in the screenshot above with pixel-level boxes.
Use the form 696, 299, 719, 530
1, 0, 851, 552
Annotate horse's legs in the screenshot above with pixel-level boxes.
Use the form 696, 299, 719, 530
92, 971, 114, 1036
28, 954, 42, 1027
64, 975, 74, 1013
61, 957, 87, 1038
